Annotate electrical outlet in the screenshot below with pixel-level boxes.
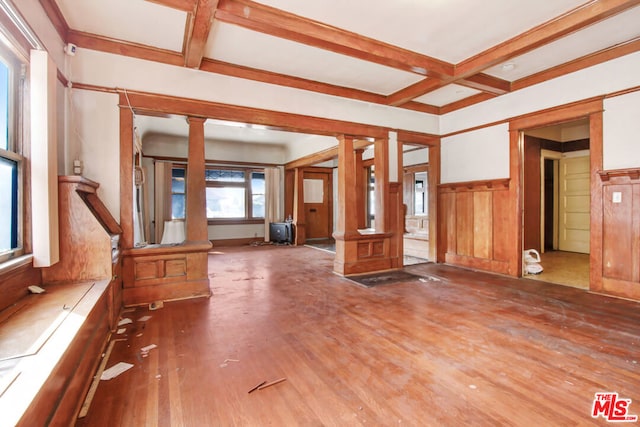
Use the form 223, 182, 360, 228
613, 192, 622, 203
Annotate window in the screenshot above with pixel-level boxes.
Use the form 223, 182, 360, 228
205, 167, 265, 222
414, 171, 428, 216
171, 166, 186, 220
366, 166, 375, 228
0, 46, 24, 263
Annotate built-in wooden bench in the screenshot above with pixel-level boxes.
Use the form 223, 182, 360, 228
0, 176, 122, 426
0, 280, 114, 426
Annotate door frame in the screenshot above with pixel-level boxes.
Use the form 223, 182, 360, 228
302, 168, 333, 240
509, 98, 603, 290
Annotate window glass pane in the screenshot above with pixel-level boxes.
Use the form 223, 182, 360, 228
206, 187, 245, 218
172, 167, 185, 193
0, 61, 8, 151
205, 169, 244, 182
251, 172, 265, 218
171, 194, 185, 219
252, 194, 265, 218
0, 156, 18, 251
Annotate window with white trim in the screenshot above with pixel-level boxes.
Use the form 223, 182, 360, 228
205, 167, 265, 222
0, 44, 24, 263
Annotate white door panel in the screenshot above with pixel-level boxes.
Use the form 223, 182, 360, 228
559, 154, 590, 253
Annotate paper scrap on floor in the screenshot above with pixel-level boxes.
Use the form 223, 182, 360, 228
117, 318, 133, 326
138, 315, 152, 322
101, 362, 134, 380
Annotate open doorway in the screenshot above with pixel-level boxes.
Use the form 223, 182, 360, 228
402, 144, 431, 266
522, 118, 590, 288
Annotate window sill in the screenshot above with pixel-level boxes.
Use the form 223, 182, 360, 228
207, 219, 264, 226
0, 254, 32, 275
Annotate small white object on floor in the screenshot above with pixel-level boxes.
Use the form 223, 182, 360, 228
118, 318, 133, 326
141, 344, 157, 353
138, 315, 152, 322
28, 285, 46, 294
116, 328, 126, 334
101, 362, 134, 380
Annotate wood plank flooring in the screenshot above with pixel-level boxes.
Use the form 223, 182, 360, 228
77, 245, 640, 426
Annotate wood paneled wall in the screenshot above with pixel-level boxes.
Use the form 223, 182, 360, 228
595, 169, 640, 300
0, 262, 41, 313
438, 179, 514, 275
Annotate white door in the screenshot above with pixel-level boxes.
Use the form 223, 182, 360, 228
559, 152, 590, 253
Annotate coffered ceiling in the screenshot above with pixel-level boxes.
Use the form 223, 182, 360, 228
41, 0, 640, 116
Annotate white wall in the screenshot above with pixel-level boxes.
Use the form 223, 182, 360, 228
71, 48, 440, 135
403, 147, 429, 167
70, 89, 121, 221
285, 134, 337, 163
441, 52, 640, 135
604, 90, 640, 170
439, 52, 640, 184
441, 123, 510, 183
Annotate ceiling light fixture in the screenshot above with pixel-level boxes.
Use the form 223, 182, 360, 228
502, 62, 516, 72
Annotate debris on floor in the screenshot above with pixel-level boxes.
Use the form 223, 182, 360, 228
101, 362, 133, 380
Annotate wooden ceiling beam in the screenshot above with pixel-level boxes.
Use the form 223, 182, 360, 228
215, 0, 454, 78
512, 36, 640, 91
183, 0, 219, 68
144, 0, 198, 12
117, 89, 390, 139
456, 0, 640, 78
439, 93, 496, 115
67, 31, 184, 66
457, 73, 511, 95
386, 72, 509, 107
386, 78, 445, 106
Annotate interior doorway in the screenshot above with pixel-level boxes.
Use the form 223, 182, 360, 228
522, 118, 591, 289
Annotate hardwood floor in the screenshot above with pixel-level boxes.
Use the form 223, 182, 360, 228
77, 245, 640, 426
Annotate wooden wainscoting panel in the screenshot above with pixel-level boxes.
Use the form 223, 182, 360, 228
438, 179, 512, 275
602, 184, 633, 281
166, 259, 187, 277
473, 191, 493, 259
134, 261, 161, 281
492, 189, 512, 263
455, 192, 474, 257
442, 192, 457, 255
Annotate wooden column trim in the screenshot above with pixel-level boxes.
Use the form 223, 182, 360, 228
589, 110, 604, 292
429, 144, 441, 263
293, 167, 306, 245
119, 105, 134, 249
509, 129, 523, 277
186, 117, 208, 243
374, 138, 389, 233
334, 135, 359, 239
355, 149, 366, 229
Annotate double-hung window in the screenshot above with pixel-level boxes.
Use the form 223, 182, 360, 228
205, 167, 265, 223
0, 45, 24, 263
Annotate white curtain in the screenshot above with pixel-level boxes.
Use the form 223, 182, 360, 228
264, 167, 282, 241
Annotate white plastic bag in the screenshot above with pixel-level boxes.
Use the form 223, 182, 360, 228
523, 249, 543, 274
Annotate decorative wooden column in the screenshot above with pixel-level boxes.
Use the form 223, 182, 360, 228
119, 104, 134, 250
355, 148, 367, 229
293, 167, 306, 245
186, 117, 209, 243
334, 134, 396, 276
120, 116, 211, 306
373, 138, 389, 233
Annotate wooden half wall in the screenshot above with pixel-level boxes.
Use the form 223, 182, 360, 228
438, 179, 514, 275
595, 168, 640, 300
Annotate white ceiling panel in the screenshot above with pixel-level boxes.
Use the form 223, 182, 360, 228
414, 84, 481, 107
56, 0, 186, 52
484, 6, 640, 81
253, 0, 587, 63
135, 115, 317, 146
205, 22, 425, 95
